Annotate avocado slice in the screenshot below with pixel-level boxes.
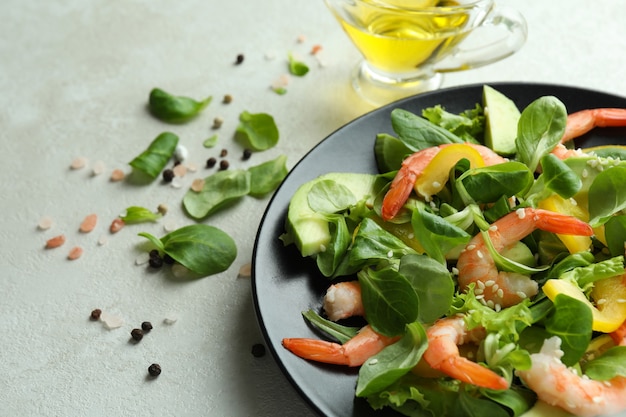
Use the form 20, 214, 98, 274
483, 85, 521, 155
283, 173, 381, 257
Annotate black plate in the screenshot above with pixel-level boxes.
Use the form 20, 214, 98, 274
251, 83, 626, 417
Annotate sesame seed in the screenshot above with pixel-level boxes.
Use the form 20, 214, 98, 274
489, 225, 498, 232
516, 291, 527, 299
497, 288, 504, 299
516, 208, 526, 219
494, 303, 502, 312
368, 358, 379, 365
492, 284, 499, 293
387, 250, 393, 258
467, 244, 476, 251
476, 250, 484, 259
476, 280, 485, 289
485, 280, 495, 287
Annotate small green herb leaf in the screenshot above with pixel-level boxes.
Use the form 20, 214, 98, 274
203, 134, 218, 148
183, 170, 251, 219
138, 224, 236, 277
235, 111, 279, 151
588, 165, 626, 227
129, 132, 179, 179
582, 346, 626, 380
248, 155, 288, 197
544, 294, 592, 366
539, 153, 582, 198
272, 86, 287, 95
148, 88, 212, 124
120, 206, 162, 224
288, 53, 309, 76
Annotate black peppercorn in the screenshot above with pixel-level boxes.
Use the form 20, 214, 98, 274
90, 309, 102, 321
219, 160, 229, 171
251, 343, 266, 358
131, 328, 144, 341
163, 254, 175, 265
141, 321, 153, 332
148, 363, 161, 377
220, 148, 228, 157
235, 54, 244, 65
242, 149, 252, 161
149, 255, 163, 268
162, 169, 175, 183
206, 157, 217, 169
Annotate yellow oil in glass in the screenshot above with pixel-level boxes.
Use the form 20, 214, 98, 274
338, 0, 471, 74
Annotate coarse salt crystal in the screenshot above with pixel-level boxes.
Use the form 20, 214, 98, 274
186, 162, 198, 173
175, 144, 188, 161
163, 219, 178, 233
238, 263, 252, 278
70, 156, 87, 170
92, 160, 105, 176
170, 177, 183, 189
100, 311, 124, 330
173, 164, 187, 177
97, 235, 108, 246
163, 316, 178, 325
38, 216, 53, 230
110, 169, 125, 182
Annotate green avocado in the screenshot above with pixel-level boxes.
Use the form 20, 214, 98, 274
283, 173, 381, 257
483, 85, 521, 155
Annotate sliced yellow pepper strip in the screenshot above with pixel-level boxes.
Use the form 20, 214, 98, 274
414, 144, 485, 200
543, 278, 626, 333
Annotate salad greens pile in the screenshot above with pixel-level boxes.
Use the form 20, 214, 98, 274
281, 86, 626, 416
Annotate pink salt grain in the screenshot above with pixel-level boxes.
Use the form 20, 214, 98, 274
38, 216, 53, 230
79, 214, 98, 233
311, 44, 323, 55
45, 234, 66, 249
109, 218, 125, 233
173, 164, 187, 177
191, 178, 205, 192
68, 246, 83, 260
70, 157, 87, 170
110, 169, 125, 182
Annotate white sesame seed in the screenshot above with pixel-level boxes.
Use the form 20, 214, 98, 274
451, 267, 459, 275
475, 288, 484, 295
516, 291, 528, 299
495, 303, 502, 312
516, 208, 526, 219
319, 244, 327, 253
485, 280, 495, 287
368, 359, 379, 365
489, 225, 498, 232
477, 280, 485, 289
387, 250, 394, 258
476, 250, 484, 259
497, 288, 504, 299
432, 181, 441, 188
492, 284, 500, 293
582, 168, 588, 178
596, 298, 607, 305
475, 294, 485, 300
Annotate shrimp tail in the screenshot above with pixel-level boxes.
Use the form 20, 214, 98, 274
562, 108, 626, 143
438, 357, 509, 390
532, 209, 594, 236
282, 338, 350, 366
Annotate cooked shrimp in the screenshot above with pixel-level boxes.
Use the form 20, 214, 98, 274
517, 336, 626, 417
381, 143, 507, 221
282, 325, 399, 367
457, 208, 594, 309
562, 108, 626, 143
422, 315, 509, 390
323, 281, 364, 321
610, 318, 626, 346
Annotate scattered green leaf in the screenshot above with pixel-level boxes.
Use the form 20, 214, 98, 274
248, 155, 288, 197
148, 87, 212, 123
129, 132, 178, 179
203, 134, 218, 148
288, 53, 309, 76
235, 111, 279, 151
120, 206, 162, 224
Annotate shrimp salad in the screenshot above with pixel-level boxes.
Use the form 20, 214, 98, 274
279, 86, 626, 417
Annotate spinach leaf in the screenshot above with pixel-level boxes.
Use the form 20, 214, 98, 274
288, 53, 309, 76
349, 217, 417, 267
129, 132, 179, 179
138, 224, 236, 276
235, 111, 279, 151
183, 169, 251, 219
356, 322, 427, 397
374, 133, 410, 174
120, 206, 162, 224
588, 165, 626, 226
148, 88, 212, 123
605, 216, 626, 256
459, 162, 533, 204
301, 309, 358, 344
398, 254, 454, 323
515, 96, 567, 173
544, 294, 592, 366
539, 153, 582, 199
358, 266, 419, 336
248, 154, 288, 197
390, 108, 463, 151
582, 346, 626, 380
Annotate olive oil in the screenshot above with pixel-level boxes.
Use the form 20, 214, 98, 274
336, 0, 471, 74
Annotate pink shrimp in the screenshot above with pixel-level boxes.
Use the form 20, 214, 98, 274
517, 336, 626, 417
381, 143, 507, 221
323, 281, 364, 321
553, 108, 626, 160
457, 208, 594, 309
281, 325, 399, 367
422, 315, 509, 390
610, 318, 626, 347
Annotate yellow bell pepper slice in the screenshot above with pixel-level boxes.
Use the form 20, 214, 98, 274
543, 278, 626, 333
538, 194, 594, 253
414, 144, 485, 199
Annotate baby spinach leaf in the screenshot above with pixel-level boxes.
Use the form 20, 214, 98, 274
138, 224, 236, 276
539, 153, 582, 198
129, 132, 179, 179
148, 87, 212, 123
588, 165, 626, 227
248, 155, 288, 197
398, 254, 454, 323
459, 162, 533, 204
183, 169, 251, 219
374, 133, 411, 174
544, 294, 592, 366
235, 111, 279, 151
301, 309, 358, 344
605, 216, 626, 256
120, 206, 162, 224
356, 322, 427, 397
288, 53, 309, 76
316, 215, 350, 277
349, 218, 417, 267
358, 266, 420, 336
582, 346, 626, 380
515, 96, 567, 173
203, 134, 218, 148
308, 179, 357, 213
391, 108, 463, 151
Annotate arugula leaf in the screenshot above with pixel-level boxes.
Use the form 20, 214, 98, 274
248, 155, 288, 197
148, 88, 212, 124
138, 224, 236, 276
120, 206, 162, 224
356, 322, 427, 397
515, 96, 567, 173
129, 132, 179, 179
183, 170, 251, 219
235, 111, 279, 151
